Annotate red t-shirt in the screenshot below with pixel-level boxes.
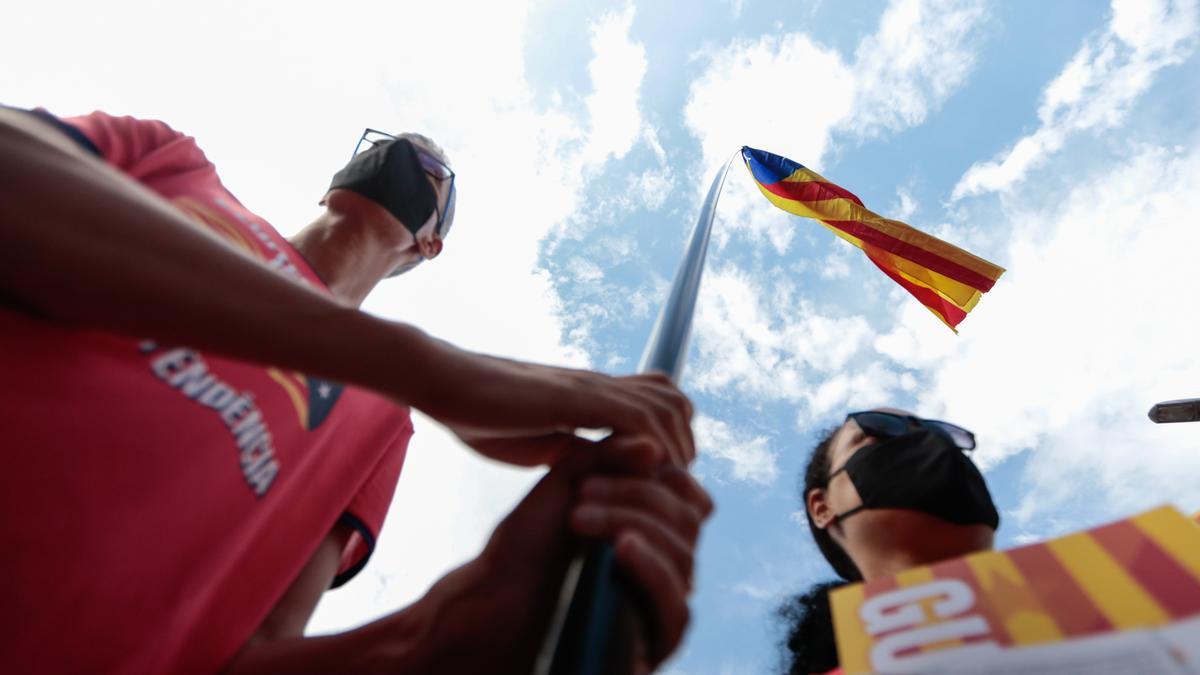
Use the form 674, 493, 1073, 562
0, 111, 413, 673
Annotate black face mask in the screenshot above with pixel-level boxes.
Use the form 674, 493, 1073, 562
328, 138, 437, 236
829, 428, 999, 530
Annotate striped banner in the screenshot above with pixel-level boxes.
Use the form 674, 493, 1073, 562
741, 146, 1005, 331
830, 506, 1200, 673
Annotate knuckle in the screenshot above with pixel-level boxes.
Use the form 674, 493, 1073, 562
646, 480, 675, 506
639, 408, 659, 429
648, 372, 671, 385
680, 505, 703, 539
653, 398, 675, 422
674, 602, 692, 642
671, 388, 691, 410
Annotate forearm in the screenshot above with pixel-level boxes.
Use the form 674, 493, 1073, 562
224, 562, 487, 675
0, 110, 444, 405
0, 111, 686, 456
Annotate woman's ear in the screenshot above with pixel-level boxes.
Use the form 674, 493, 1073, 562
807, 487, 835, 530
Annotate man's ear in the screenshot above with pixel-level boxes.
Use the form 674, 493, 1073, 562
417, 232, 443, 260
807, 487, 835, 530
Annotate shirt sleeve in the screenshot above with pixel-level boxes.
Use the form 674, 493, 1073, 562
8, 107, 103, 157
61, 110, 212, 181
331, 415, 414, 588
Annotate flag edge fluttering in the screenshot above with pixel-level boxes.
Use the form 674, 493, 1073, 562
740, 145, 1005, 331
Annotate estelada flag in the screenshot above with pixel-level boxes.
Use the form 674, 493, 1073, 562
741, 146, 1005, 330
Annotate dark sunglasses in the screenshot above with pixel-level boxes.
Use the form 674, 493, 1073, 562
846, 411, 976, 452
353, 128, 456, 237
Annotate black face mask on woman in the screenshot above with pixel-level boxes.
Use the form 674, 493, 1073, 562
828, 428, 1000, 530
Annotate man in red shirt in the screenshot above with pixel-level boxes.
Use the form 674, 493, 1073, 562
0, 107, 710, 673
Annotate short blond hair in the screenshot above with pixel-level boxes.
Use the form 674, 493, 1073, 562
398, 132, 450, 168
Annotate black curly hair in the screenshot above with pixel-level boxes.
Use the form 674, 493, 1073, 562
778, 580, 845, 675
801, 426, 862, 582
778, 426, 863, 675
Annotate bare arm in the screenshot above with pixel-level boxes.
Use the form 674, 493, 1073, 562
222, 528, 471, 675
221, 523, 438, 674
0, 108, 433, 401
223, 435, 713, 674
0, 109, 694, 464
242, 525, 355, 647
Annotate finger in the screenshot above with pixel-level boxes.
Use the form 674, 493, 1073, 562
571, 502, 695, 585
564, 373, 686, 469
569, 380, 672, 468
636, 371, 695, 420
629, 376, 695, 467
624, 389, 681, 468
619, 385, 686, 469
614, 531, 690, 664
656, 465, 715, 518
556, 433, 675, 485
579, 475, 704, 543
590, 434, 661, 475
472, 432, 580, 467
565, 371, 688, 468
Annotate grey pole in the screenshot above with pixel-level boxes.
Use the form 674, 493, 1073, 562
535, 153, 737, 675
635, 158, 734, 379
1149, 398, 1200, 423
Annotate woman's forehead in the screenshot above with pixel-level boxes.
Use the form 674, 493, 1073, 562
830, 407, 917, 463
829, 420, 865, 463
835, 407, 914, 432
870, 406, 915, 417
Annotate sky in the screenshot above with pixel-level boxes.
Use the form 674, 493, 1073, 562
3, 0, 1199, 672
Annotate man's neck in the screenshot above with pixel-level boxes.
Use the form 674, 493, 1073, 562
289, 212, 395, 308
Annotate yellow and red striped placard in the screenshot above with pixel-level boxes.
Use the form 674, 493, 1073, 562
830, 506, 1200, 674
741, 146, 1005, 331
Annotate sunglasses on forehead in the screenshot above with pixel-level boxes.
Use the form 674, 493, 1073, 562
353, 128, 457, 237
846, 411, 977, 452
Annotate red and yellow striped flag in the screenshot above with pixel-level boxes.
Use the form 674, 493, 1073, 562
742, 146, 1005, 331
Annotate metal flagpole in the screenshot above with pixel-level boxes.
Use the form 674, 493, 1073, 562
534, 151, 738, 675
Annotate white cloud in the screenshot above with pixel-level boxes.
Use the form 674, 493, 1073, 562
688, 266, 906, 424
806, 361, 906, 420
892, 187, 919, 220
732, 580, 781, 601
818, 244, 853, 280
628, 165, 675, 211
907, 140, 1200, 523
581, 4, 649, 167
569, 256, 606, 283
710, 176, 800, 255
686, 0, 987, 171
844, 0, 988, 139
693, 415, 780, 485
685, 0, 987, 249
684, 32, 854, 175
952, 0, 1199, 200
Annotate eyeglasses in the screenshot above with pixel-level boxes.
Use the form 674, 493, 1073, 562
846, 411, 976, 452
353, 128, 456, 237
